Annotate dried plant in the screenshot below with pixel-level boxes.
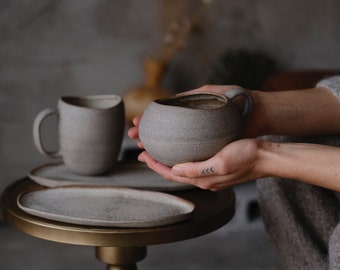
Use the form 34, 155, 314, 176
159, 0, 212, 65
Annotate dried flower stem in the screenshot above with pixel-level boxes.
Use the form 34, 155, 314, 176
159, 0, 211, 65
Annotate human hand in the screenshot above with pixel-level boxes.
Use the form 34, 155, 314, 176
127, 84, 262, 191
176, 84, 244, 96
137, 138, 264, 191
127, 116, 144, 149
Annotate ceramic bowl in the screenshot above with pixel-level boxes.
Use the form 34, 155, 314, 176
139, 89, 253, 166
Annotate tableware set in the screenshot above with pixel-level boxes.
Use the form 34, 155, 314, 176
22, 90, 252, 227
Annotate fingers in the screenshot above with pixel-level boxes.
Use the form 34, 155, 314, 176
172, 156, 221, 178
138, 151, 173, 178
143, 153, 226, 189
138, 152, 203, 187
132, 116, 141, 126
170, 156, 248, 190
127, 126, 144, 149
127, 126, 138, 139
175, 85, 244, 97
128, 116, 145, 149
127, 116, 141, 137
171, 159, 222, 189
138, 151, 245, 191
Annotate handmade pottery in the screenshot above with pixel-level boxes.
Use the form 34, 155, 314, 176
28, 162, 193, 191
33, 95, 125, 175
139, 88, 253, 166
18, 187, 195, 227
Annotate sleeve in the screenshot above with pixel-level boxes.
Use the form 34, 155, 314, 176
316, 76, 340, 101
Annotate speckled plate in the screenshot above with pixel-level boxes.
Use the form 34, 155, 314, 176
28, 162, 193, 191
17, 187, 195, 227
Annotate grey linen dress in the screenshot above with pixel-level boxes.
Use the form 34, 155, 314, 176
257, 76, 340, 270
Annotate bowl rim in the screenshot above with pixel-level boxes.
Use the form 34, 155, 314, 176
154, 92, 228, 110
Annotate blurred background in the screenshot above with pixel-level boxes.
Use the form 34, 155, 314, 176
1, 0, 340, 191
1, 0, 340, 269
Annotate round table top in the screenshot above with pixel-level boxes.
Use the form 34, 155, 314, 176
2, 178, 235, 247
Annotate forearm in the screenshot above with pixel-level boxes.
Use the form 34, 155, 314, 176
245, 87, 340, 137
258, 140, 340, 191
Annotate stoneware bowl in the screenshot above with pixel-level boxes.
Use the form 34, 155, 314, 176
139, 88, 253, 166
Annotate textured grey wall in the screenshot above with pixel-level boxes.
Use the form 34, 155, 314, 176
1, 0, 340, 191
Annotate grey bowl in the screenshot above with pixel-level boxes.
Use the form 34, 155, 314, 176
139, 90, 252, 166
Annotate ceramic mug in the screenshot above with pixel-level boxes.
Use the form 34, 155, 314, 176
33, 95, 125, 175
139, 88, 253, 166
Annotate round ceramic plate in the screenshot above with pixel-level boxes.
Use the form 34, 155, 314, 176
28, 162, 193, 191
17, 187, 195, 227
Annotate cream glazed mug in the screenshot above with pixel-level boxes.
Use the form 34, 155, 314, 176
138, 88, 253, 166
33, 95, 125, 175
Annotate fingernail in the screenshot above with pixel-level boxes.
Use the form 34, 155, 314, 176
127, 129, 133, 138
132, 117, 139, 126
138, 153, 145, 162
172, 166, 184, 176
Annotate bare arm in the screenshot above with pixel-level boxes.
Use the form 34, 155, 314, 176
244, 87, 340, 137
129, 83, 340, 191
137, 138, 340, 191
259, 141, 340, 191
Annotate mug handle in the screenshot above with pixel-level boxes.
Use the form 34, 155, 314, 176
224, 88, 253, 123
33, 108, 61, 158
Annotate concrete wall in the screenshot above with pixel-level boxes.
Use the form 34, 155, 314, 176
1, 0, 340, 192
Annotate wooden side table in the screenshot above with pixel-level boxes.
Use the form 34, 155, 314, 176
2, 178, 235, 270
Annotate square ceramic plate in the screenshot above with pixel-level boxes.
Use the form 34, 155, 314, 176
17, 186, 195, 227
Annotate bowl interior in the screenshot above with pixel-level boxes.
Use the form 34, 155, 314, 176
156, 93, 227, 110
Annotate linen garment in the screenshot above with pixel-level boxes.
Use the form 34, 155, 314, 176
257, 76, 340, 270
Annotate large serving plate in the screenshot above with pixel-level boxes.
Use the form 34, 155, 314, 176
17, 186, 195, 227
28, 162, 193, 191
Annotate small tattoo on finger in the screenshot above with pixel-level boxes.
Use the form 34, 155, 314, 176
201, 167, 214, 175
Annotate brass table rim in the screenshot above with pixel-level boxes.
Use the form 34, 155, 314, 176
2, 178, 235, 247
